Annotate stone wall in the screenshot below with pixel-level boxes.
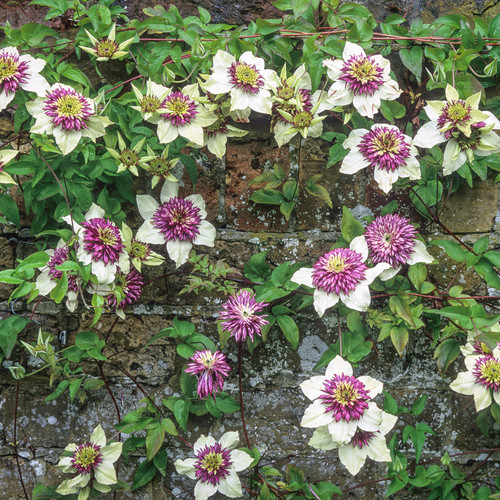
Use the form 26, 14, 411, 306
1, 1, 500, 499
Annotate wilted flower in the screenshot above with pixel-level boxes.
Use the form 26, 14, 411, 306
202, 50, 277, 116
291, 236, 390, 316
81, 23, 134, 61
136, 181, 216, 268
0, 46, 49, 111
63, 204, 129, 284
0, 149, 18, 184
219, 289, 269, 342
174, 431, 253, 500
26, 83, 111, 155
309, 411, 397, 475
106, 133, 154, 176
35, 240, 80, 312
413, 85, 500, 175
450, 347, 500, 411
301, 355, 384, 447
340, 124, 420, 193
185, 350, 231, 399
56, 425, 122, 500
323, 41, 400, 118
364, 214, 433, 280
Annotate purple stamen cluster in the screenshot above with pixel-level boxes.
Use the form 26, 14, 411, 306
82, 218, 124, 264
194, 442, 232, 486
340, 55, 384, 96
43, 86, 93, 131
456, 125, 484, 152
473, 355, 500, 392
350, 429, 376, 449
152, 197, 202, 242
108, 269, 143, 309
47, 247, 79, 292
364, 214, 417, 268
358, 126, 411, 172
437, 99, 471, 139
185, 350, 231, 399
71, 442, 102, 475
320, 374, 371, 422
220, 290, 269, 342
160, 91, 198, 126
0, 50, 28, 94
228, 62, 264, 93
312, 248, 367, 296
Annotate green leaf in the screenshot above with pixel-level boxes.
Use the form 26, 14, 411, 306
50, 271, 68, 303
473, 236, 489, 254
340, 206, 364, 243
399, 46, 423, 82
0, 316, 30, 358
0, 193, 20, 227
153, 448, 167, 476
250, 189, 285, 205
160, 418, 178, 436
68, 378, 83, 403
389, 294, 416, 327
131, 458, 157, 491
411, 395, 427, 416
408, 263, 427, 291
244, 252, 271, 282
305, 177, 333, 208
146, 424, 165, 461
391, 326, 409, 356
16, 252, 50, 273
75, 331, 100, 350
276, 315, 299, 350
431, 239, 466, 262
173, 399, 191, 430
434, 339, 460, 374
45, 380, 70, 402
215, 392, 240, 413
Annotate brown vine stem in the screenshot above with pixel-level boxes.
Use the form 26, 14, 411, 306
13, 380, 29, 500
409, 187, 476, 255
238, 342, 251, 448
113, 361, 193, 449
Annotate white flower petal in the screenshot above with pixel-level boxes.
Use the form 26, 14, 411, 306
300, 375, 327, 400
301, 400, 332, 428
160, 180, 179, 203
166, 239, 192, 267
308, 426, 337, 450
194, 435, 216, 454
327, 418, 357, 446
325, 355, 353, 378
407, 240, 433, 265
340, 285, 371, 311
90, 425, 106, 447
231, 449, 254, 471
174, 458, 197, 479
338, 443, 367, 475
313, 288, 339, 317
194, 480, 218, 500
218, 470, 243, 498
358, 375, 383, 397
291, 267, 314, 288
219, 431, 240, 450
135, 220, 165, 245
350, 236, 368, 261
94, 461, 117, 485
413, 121, 445, 149
193, 220, 216, 248
136, 195, 159, 221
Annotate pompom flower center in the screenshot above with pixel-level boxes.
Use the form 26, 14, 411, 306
364, 214, 417, 268
340, 55, 384, 96
320, 374, 370, 422
152, 196, 202, 242
140, 95, 162, 114
456, 125, 484, 152
312, 248, 367, 296
129, 239, 151, 260
147, 156, 173, 176
292, 111, 313, 128
358, 126, 411, 172
185, 350, 231, 398
474, 355, 500, 392
43, 87, 93, 131
195, 443, 232, 486
96, 39, 118, 58
205, 116, 229, 137
160, 92, 198, 126
228, 62, 264, 93
350, 429, 375, 449
277, 84, 295, 100
71, 443, 102, 475
438, 100, 471, 127
118, 149, 139, 167
82, 218, 124, 264
0, 51, 28, 94
108, 269, 143, 309
48, 247, 79, 292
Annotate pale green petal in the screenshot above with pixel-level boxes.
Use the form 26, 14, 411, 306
194, 480, 218, 500
308, 426, 337, 450
90, 424, 107, 447
218, 469, 243, 498
338, 443, 367, 475
301, 400, 332, 428
174, 458, 197, 479
231, 449, 254, 471
94, 460, 118, 485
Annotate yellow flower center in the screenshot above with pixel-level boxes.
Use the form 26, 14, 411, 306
56, 95, 83, 117
348, 59, 378, 84
235, 63, 260, 86
201, 452, 223, 473
96, 40, 118, 58
0, 56, 18, 81
326, 255, 346, 273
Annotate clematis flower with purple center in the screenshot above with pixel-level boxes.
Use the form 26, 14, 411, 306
202, 50, 277, 117
413, 85, 500, 175
340, 124, 421, 193
300, 355, 384, 447
450, 347, 500, 412
309, 410, 397, 475
136, 181, 216, 268
185, 350, 231, 399
156, 83, 217, 147
35, 240, 80, 312
291, 236, 390, 317
106, 269, 143, 310
219, 290, 269, 342
0, 46, 49, 111
364, 214, 433, 280
27, 83, 111, 155
63, 204, 129, 284
174, 431, 253, 500
323, 41, 400, 118
56, 425, 122, 500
